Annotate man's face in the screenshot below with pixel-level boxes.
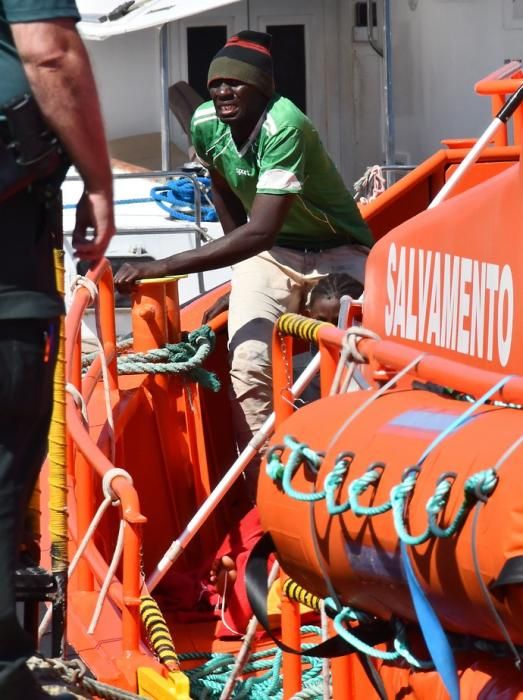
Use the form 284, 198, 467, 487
209, 79, 267, 126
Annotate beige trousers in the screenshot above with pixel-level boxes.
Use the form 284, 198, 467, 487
227, 244, 369, 463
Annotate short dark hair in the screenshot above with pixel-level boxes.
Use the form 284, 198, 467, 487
309, 273, 363, 306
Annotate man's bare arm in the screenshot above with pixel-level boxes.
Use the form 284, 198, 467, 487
210, 168, 248, 233
11, 19, 115, 261
114, 192, 295, 289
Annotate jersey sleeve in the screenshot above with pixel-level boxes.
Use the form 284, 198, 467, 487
3, 0, 80, 22
256, 127, 305, 195
190, 108, 214, 168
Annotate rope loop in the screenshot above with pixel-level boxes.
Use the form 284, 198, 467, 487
102, 467, 133, 504
280, 435, 326, 502
341, 325, 380, 364
116, 326, 220, 391
391, 470, 432, 546
66, 382, 89, 424
71, 274, 98, 303
324, 452, 354, 515
349, 461, 392, 517
266, 444, 286, 482
465, 467, 498, 504
332, 605, 399, 661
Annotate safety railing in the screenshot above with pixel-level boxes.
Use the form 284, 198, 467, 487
475, 60, 523, 146
64, 259, 146, 655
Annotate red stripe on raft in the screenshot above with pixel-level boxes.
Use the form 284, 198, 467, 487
225, 37, 271, 56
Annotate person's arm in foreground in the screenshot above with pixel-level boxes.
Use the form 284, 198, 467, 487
114, 168, 295, 291
11, 19, 115, 261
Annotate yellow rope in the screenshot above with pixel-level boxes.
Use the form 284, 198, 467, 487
24, 485, 41, 555
282, 578, 321, 612
140, 595, 180, 672
48, 248, 68, 573
277, 313, 328, 343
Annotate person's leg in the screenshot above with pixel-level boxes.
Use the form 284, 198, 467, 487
0, 319, 58, 699
227, 249, 305, 499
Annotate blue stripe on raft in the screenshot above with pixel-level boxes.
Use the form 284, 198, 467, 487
388, 410, 461, 433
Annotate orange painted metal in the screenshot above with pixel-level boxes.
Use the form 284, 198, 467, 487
41, 64, 523, 698
259, 387, 523, 642
280, 571, 302, 699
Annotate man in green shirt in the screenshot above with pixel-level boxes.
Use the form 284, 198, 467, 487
115, 30, 373, 498
0, 1, 114, 697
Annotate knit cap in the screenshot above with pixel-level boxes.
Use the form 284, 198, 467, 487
207, 30, 275, 97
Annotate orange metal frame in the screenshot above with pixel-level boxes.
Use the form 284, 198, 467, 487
43, 61, 523, 697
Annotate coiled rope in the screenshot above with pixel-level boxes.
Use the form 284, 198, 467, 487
150, 177, 218, 222
178, 626, 325, 700
83, 326, 221, 391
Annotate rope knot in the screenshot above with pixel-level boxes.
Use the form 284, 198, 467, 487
464, 468, 498, 504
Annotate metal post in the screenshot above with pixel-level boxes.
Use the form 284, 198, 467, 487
159, 24, 171, 172
383, 0, 395, 186
192, 178, 206, 294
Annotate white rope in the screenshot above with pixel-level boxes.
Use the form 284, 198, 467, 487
216, 572, 244, 639
71, 274, 98, 303
87, 519, 126, 634
87, 468, 134, 635
329, 326, 380, 396
95, 301, 116, 464
71, 273, 116, 463
219, 561, 280, 700
66, 382, 89, 424
353, 165, 386, 204
38, 468, 133, 642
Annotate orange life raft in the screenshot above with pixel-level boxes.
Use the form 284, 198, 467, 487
258, 387, 523, 645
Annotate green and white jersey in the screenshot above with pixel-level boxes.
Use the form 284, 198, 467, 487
191, 95, 373, 249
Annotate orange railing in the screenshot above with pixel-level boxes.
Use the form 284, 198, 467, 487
475, 60, 523, 146
64, 259, 145, 655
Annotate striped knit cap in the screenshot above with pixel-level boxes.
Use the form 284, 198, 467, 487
207, 30, 275, 97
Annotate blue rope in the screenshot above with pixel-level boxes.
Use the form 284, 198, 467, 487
150, 177, 218, 222
400, 375, 513, 700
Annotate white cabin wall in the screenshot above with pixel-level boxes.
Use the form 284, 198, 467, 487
86, 29, 162, 140
81, 2, 523, 182
391, 0, 523, 166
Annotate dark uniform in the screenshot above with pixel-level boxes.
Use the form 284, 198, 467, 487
0, 1, 79, 697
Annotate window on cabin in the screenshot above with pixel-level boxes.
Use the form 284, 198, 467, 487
187, 26, 228, 100
267, 24, 307, 114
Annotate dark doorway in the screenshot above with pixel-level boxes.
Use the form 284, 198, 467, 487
187, 26, 228, 100
267, 24, 306, 113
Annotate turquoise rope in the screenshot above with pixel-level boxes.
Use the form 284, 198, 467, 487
324, 459, 352, 515
427, 468, 498, 538
280, 436, 325, 502
391, 472, 432, 545
179, 627, 325, 699
348, 465, 392, 517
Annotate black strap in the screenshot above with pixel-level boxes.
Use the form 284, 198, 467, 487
245, 532, 393, 658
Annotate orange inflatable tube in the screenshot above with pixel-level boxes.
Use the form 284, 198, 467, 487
257, 388, 523, 645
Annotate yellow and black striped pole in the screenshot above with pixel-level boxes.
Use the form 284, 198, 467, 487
140, 595, 180, 672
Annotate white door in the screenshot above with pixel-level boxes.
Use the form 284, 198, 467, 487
171, 0, 345, 173
248, 0, 331, 152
